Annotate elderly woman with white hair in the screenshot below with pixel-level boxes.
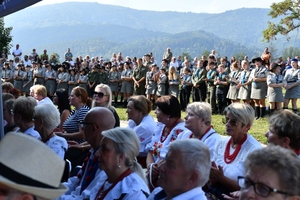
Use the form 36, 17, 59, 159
87, 127, 149, 200
208, 103, 262, 199
33, 103, 68, 159
148, 139, 211, 199
180, 102, 221, 160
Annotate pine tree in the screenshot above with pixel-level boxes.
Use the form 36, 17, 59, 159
0, 18, 13, 55
263, 0, 300, 42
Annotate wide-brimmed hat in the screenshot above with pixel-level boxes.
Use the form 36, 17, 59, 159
0, 132, 67, 199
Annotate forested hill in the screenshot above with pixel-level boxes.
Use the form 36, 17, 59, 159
4, 2, 298, 60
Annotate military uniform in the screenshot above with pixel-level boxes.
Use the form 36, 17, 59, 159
215, 72, 229, 114
98, 71, 109, 85
206, 69, 217, 113
143, 61, 153, 71
132, 65, 147, 95
87, 70, 100, 97
192, 67, 207, 102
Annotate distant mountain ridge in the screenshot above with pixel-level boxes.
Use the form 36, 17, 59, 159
4, 2, 299, 60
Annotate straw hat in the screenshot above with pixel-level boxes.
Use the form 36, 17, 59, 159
0, 132, 67, 199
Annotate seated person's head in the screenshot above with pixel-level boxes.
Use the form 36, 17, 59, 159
2, 93, 14, 105
266, 109, 300, 151
34, 103, 60, 137
3, 99, 15, 123
224, 103, 255, 129
0, 132, 67, 199
239, 145, 300, 199
33, 85, 47, 100
13, 96, 37, 123
127, 95, 152, 119
96, 127, 146, 182
2, 82, 14, 93
186, 102, 212, 128
157, 139, 210, 198
83, 107, 115, 148
156, 95, 181, 119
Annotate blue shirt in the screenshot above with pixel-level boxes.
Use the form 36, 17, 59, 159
16, 126, 41, 140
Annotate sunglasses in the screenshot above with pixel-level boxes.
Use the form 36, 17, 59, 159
93, 92, 108, 98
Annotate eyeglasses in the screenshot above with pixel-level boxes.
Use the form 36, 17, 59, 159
238, 176, 290, 197
93, 92, 108, 98
80, 121, 95, 127
222, 117, 239, 126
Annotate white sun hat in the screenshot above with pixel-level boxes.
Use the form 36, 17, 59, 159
0, 132, 67, 199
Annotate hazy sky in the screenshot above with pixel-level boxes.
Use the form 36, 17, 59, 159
34, 0, 282, 13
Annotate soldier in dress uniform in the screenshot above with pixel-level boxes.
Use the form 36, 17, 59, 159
132, 58, 147, 95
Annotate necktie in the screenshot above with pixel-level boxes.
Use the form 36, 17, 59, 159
242, 72, 247, 84
207, 70, 213, 79
231, 72, 236, 83
196, 68, 200, 78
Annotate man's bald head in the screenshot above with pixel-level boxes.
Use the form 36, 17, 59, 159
83, 107, 116, 149
86, 107, 115, 131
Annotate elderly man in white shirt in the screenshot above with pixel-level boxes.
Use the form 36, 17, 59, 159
12, 44, 22, 59
148, 139, 210, 200
30, 85, 54, 105
169, 57, 179, 70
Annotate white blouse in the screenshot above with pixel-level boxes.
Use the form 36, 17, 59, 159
213, 134, 262, 181
88, 172, 149, 200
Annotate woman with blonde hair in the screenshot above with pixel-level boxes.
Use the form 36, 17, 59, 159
92, 83, 120, 127
168, 66, 180, 97
88, 127, 149, 200
209, 103, 261, 199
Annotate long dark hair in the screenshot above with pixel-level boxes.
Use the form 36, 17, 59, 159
55, 88, 71, 114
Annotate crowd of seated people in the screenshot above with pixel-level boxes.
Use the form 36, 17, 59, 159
1, 47, 300, 199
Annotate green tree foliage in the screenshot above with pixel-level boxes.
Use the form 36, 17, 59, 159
234, 52, 246, 61
0, 18, 13, 55
281, 47, 300, 60
201, 50, 210, 58
263, 0, 300, 42
181, 52, 191, 62
268, 42, 279, 61
50, 52, 61, 64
